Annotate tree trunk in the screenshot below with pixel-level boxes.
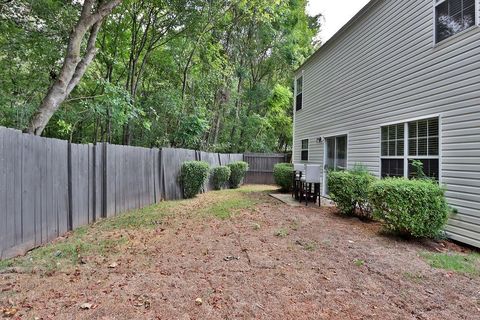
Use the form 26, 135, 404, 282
25, 0, 122, 135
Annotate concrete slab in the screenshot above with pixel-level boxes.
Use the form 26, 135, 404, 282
269, 193, 335, 207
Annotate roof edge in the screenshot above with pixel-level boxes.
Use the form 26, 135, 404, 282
295, 0, 382, 73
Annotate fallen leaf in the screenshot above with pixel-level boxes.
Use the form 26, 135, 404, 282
108, 262, 118, 268
1, 307, 18, 317
195, 298, 203, 306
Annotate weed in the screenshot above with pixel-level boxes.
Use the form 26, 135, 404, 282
354, 259, 365, 267
274, 228, 289, 238
252, 223, 261, 230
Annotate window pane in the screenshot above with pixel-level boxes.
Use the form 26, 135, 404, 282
418, 120, 428, 137
388, 125, 396, 140
381, 141, 388, 156
336, 136, 347, 170
326, 137, 335, 169
397, 140, 404, 156
381, 126, 388, 141
296, 77, 303, 93
428, 118, 439, 137
408, 159, 439, 180
381, 159, 404, 178
397, 124, 404, 140
388, 140, 396, 156
409, 138, 417, 156
418, 138, 428, 156
296, 93, 302, 111
301, 139, 308, 150
428, 137, 439, 156
301, 150, 308, 161
408, 121, 417, 139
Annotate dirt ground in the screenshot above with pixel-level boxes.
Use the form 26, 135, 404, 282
1, 186, 480, 319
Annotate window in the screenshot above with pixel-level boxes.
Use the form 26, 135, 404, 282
436, 0, 476, 43
301, 139, 309, 161
296, 76, 303, 111
380, 117, 440, 179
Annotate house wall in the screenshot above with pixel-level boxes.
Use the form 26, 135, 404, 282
293, 0, 480, 247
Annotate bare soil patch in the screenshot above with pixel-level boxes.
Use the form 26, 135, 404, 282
1, 186, 479, 319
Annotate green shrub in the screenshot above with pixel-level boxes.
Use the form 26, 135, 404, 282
369, 178, 450, 238
211, 166, 231, 190
227, 161, 249, 189
273, 163, 293, 192
327, 168, 377, 218
180, 161, 210, 198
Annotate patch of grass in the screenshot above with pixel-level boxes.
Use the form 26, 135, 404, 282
421, 251, 480, 275
201, 196, 257, 219
274, 228, 289, 238
98, 202, 180, 230
354, 259, 365, 267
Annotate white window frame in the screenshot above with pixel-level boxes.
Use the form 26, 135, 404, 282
379, 114, 442, 182
433, 0, 479, 45
295, 72, 304, 112
301, 138, 309, 161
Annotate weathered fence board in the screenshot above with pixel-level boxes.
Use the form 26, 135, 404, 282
244, 153, 287, 184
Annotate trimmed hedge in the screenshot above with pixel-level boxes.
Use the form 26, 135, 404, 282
211, 166, 231, 190
327, 169, 376, 218
227, 161, 249, 189
180, 161, 210, 198
273, 163, 293, 192
369, 178, 450, 238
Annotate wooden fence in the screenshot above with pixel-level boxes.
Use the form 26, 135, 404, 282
0, 126, 284, 258
244, 153, 288, 184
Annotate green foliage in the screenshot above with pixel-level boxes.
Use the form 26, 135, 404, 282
421, 252, 480, 274
327, 168, 377, 218
180, 161, 210, 198
411, 160, 428, 180
211, 166, 231, 190
273, 163, 293, 192
0, 0, 320, 152
369, 178, 450, 238
227, 161, 249, 189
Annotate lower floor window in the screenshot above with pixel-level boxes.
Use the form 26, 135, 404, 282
380, 117, 440, 180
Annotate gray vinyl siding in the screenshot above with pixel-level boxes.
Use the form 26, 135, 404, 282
293, 0, 480, 247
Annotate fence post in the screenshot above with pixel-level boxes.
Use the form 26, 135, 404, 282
102, 143, 107, 218
67, 142, 73, 231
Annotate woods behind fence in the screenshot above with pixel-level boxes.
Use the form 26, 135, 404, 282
0, 126, 286, 259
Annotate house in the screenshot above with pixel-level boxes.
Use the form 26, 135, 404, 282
293, 0, 480, 248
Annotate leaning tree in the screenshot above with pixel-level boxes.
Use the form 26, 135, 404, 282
26, 0, 122, 135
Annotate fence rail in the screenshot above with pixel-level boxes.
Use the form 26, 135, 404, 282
0, 126, 285, 258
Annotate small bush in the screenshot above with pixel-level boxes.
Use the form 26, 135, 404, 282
180, 161, 210, 198
327, 168, 376, 218
211, 166, 231, 190
369, 178, 450, 238
273, 163, 293, 192
227, 161, 249, 189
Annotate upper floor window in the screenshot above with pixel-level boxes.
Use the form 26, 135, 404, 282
436, 0, 476, 43
296, 76, 303, 111
301, 139, 309, 161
